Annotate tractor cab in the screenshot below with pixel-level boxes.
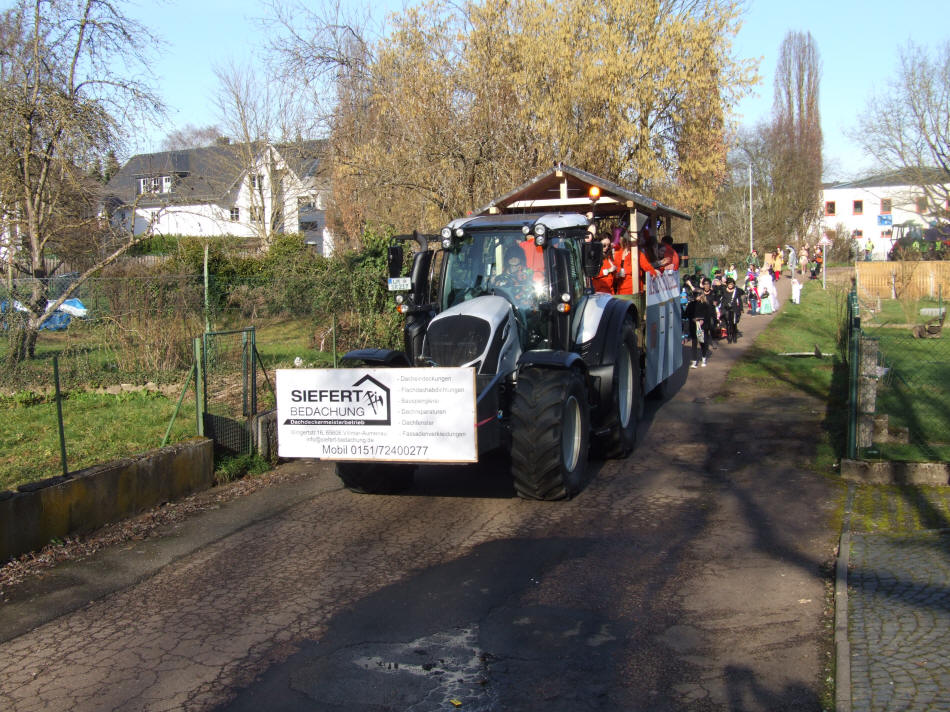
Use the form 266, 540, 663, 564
434, 212, 595, 356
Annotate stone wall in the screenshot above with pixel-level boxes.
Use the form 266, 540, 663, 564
0, 438, 213, 562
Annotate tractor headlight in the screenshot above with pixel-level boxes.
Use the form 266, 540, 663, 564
533, 223, 547, 246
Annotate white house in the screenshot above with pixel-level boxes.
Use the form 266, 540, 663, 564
104, 139, 334, 255
820, 168, 949, 260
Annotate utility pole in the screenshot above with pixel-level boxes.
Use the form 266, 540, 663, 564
748, 165, 754, 253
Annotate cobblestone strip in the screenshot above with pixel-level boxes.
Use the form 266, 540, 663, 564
849, 531, 950, 712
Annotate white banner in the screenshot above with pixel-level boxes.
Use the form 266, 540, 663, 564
276, 367, 477, 463
645, 268, 680, 306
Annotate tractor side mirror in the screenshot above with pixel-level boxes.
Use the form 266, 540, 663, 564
583, 241, 604, 278
387, 244, 404, 278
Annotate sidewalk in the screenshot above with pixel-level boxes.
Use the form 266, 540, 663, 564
837, 491, 950, 712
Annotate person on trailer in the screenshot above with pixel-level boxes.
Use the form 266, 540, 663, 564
590, 235, 617, 294
615, 231, 637, 295
661, 235, 680, 271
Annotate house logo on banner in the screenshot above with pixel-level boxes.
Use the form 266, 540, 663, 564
284, 374, 391, 426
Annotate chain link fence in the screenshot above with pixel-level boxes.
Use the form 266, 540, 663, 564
848, 289, 950, 461
0, 234, 415, 489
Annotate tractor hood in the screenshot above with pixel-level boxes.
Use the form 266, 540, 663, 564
421, 295, 521, 375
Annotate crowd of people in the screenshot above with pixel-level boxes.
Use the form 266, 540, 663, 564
678, 243, 805, 368
588, 217, 680, 295
587, 227, 816, 370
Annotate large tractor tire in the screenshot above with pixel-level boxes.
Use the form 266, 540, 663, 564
510, 367, 590, 500
336, 462, 415, 494
599, 321, 642, 459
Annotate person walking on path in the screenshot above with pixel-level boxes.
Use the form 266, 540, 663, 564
685, 289, 715, 367
746, 248, 760, 271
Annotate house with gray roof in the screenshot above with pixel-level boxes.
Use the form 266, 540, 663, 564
104, 139, 333, 254
820, 168, 948, 260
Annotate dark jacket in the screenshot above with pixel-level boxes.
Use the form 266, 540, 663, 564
685, 298, 716, 337
720, 286, 744, 313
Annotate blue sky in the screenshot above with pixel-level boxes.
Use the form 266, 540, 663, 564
126, 0, 948, 181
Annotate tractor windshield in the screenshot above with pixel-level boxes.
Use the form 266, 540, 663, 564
442, 231, 551, 330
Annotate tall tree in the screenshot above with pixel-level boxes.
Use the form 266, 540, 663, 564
161, 124, 226, 151
0, 0, 163, 362
212, 60, 323, 243
768, 30, 822, 243
854, 41, 950, 223
270, 0, 757, 241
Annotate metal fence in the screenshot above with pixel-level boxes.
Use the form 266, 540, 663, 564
848, 289, 950, 461
196, 328, 271, 457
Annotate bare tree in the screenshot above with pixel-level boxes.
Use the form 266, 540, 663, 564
0, 0, 163, 362
768, 31, 823, 244
854, 41, 950, 223
212, 60, 324, 244
161, 124, 226, 151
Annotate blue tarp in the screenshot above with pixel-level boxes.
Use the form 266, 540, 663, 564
0, 298, 89, 331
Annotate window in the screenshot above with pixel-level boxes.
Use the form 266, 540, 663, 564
825, 201, 836, 216
916, 196, 928, 213
250, 174, 263, 190
297, 195, 316, 212
880, 199, 891, 214
137, 175, 171, 195
230, 207, 240, 222
853, 200, 863, 215
853, 230, 863, 238
249, 206, 264, 223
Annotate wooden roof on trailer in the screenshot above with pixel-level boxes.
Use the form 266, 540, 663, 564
473, 164, 691, 222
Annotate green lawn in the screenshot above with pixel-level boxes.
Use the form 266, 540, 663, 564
864, 328, 950, 462
0, 390, 196, 491
0, 316, 330, 491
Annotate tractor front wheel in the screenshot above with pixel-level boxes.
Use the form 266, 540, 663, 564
510, 367, 590, 500
336, 462, 415, 494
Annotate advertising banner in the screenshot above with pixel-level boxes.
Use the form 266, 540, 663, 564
644, 269, 683, 392
277, 367, 477, 462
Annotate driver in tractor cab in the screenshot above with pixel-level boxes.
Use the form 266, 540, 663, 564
491, 245, 540, 310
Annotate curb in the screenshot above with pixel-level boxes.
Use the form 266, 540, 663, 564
835, 483, 856, 712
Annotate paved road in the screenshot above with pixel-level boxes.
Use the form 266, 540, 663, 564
0, 282, 842, 711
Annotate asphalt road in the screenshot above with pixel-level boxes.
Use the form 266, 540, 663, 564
0, 286, 843, 711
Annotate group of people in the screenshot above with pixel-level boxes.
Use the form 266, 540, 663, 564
746, 243, 823, 281
680, 257, 785, 368
588, 216, 680, 295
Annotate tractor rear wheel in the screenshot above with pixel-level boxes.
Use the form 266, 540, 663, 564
599, 321, 641, 459
336, 462, 415, 494
510, 367, 590, 500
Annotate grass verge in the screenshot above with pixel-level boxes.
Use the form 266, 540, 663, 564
726, 278, 851, 474
0, 389, 195, 492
